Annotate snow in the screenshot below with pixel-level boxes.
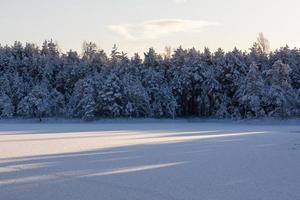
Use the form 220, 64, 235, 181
2, 41, 300, 120
0, 120, 300, 200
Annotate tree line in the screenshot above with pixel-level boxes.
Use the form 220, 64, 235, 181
0, 35, 300, 120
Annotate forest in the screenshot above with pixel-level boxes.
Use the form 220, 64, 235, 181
0, 35, 300, 120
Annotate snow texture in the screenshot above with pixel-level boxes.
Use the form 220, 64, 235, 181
0, 120, 300, 200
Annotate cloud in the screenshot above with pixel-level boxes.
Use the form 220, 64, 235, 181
108, 19, 218, 41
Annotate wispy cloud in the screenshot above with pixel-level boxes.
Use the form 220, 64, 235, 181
108, 18, 218, 41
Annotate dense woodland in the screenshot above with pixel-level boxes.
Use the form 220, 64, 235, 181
0, 35, 300, 120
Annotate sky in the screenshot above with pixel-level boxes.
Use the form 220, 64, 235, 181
1, 0, 300, 55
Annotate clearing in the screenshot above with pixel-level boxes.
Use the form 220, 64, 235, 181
0, 120, 300, 200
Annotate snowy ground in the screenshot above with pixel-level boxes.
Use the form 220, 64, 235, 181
0, 120, 300, 200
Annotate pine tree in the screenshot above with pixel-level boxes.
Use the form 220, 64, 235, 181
0, 93, 14, 118
68, 78, 96, 120
17, 80, 64, 120
201, 65, 221, 116
0, 40, 299, 120
264, 60, 296, 117
96, 74, 123, 117
142, 68, 176, 118
17, 82, 51, 120
122, 74, 150, 117
234, 63, 266, 118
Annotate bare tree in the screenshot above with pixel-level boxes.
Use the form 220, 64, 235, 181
82, 41, 98, 59
257, 32, 270, 54
163, 46, 172, 59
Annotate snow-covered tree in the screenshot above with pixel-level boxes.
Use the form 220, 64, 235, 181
122, 74, 151, 117
170, 48, 203, 116
142, 68, 176, 118
18, 82, 51, 120
264, 60, 296, 117
201, 65, 221, 116
234, 63, 266, 118
0, 39, 299, 120
17, 80, 64, 120
270, 46, 300, 90
96, 74, 123, 117
0, 93, 14, 118
68, 78, 96, 120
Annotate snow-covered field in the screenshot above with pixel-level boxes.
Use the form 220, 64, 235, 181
0, 120, 300, 200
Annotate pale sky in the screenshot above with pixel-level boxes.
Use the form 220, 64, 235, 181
1, 0, 300, 55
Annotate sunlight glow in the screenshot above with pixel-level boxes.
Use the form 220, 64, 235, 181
0, 129, 267, 159
84, 162, 186, 177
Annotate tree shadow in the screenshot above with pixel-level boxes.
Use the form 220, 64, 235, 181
0, 125, 270, 200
